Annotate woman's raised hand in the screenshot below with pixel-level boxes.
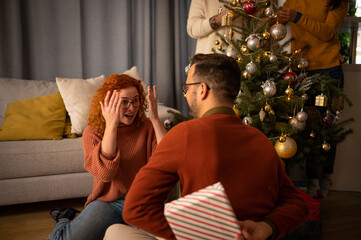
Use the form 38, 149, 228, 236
147, 86, 159, 121
100, 90, 121, 128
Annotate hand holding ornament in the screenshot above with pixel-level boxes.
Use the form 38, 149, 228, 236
277, 7, 297, 24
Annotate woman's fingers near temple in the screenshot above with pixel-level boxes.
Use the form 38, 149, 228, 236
153, 85, 158, 99
109, 90, 118, 107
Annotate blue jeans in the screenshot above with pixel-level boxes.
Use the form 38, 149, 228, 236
50, 197, 126, 240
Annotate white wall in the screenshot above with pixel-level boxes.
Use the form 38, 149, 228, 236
332, 64, 361, 191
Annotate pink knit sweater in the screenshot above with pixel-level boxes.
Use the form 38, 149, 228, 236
82, 118, 157, 206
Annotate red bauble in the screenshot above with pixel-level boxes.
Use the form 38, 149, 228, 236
284, 71, 297, 83
243, 0, 257, 15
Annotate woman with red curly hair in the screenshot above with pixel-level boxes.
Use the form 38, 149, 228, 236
49, 74, 167, 240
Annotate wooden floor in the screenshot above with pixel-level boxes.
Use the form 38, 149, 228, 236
0, 191, 360, 240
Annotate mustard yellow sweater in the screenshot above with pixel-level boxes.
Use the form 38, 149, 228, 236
284, 0, 348, 70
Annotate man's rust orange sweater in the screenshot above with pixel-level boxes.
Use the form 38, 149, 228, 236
82, 118, 157, 206
123, 108, 308, 239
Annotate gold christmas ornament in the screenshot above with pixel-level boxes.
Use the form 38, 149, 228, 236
315, 93, 328, 107
241, 45, 248, 53
256, 54, 261, 63
217, 45, 223, 50
214, 39, 220, 45
274, 136, 298, 159
243, 70, 251, 79
264, 102, 272, 112
322, 141, 331, 152
285, 86, 294, 100
279, 134, 286, 142
232, 0, 237, 6
310, 131, 316, 138
262, 31, 271, 40
236, 56, 242, 63
229, 12, 235, 19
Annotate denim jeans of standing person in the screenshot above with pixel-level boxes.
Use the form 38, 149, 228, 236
49, 197, 125, 240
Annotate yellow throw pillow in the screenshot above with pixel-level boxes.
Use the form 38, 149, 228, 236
63, 114, 78, 138
0, 91, 66, 141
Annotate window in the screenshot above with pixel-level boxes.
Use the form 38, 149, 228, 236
339, 0, 361, 64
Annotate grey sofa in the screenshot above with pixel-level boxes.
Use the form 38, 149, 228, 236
0, 76, 179, 206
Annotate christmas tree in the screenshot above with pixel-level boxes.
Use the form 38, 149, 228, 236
170, 0, 354, 179
218, 0, 354, 174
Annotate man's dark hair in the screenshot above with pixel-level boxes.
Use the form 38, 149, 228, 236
190, 53, 241, 103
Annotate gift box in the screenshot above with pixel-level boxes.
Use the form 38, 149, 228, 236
164, 182, 241, 240
297, 189, 320, 222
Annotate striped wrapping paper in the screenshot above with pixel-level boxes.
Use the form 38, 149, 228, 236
164, 182, 241, 240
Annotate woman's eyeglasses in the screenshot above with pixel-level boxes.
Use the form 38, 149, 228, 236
120, 98, 140, 109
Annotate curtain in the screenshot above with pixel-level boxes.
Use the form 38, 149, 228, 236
0, 0, 196, 113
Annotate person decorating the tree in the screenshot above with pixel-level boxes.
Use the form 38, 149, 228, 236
278, 0, 348, 88
49, 74, 167, 240
187, 0, 245, 54
103, 53, 308, 240
278, 0, 348, 198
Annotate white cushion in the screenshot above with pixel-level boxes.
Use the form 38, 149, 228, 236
56, 75, 106, 135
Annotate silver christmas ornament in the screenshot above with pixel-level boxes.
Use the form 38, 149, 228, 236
289, 117, 306, 131
335, 110, 342, 121
299, 58, 309, 69
246, 34, 260, 51
294, 120, 306, 131
245, 62, 257, 74
269, 54, 277, 63
261, 79, 277, 97
163, 119, 174, 129
321, 110, 335, 126
270, 23, 287, 41
259, 108, 266, 122
296, 110, 308, 122
302, 93, 308, 101
243, 115, 253, 125
264, 6, 276, 17
226, 45, 237, 58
